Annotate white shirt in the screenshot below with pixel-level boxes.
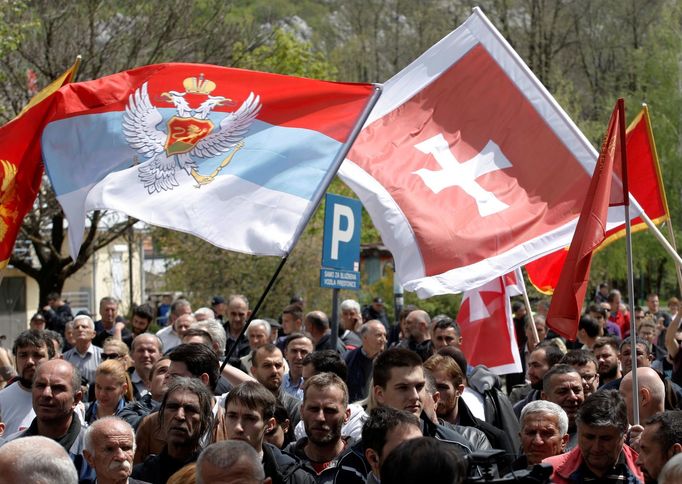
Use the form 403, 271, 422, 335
156, 326, 181, 353
0, 381, 34, 434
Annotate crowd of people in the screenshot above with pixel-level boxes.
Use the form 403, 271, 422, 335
0, 288, 681, 483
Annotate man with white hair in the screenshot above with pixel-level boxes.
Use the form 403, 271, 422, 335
518, 400, 569, 467
619, 367, 665, 426
193, 307, 215, 322
83, 416, 148, 484
63, 315, 102, 385
156, 310, 195, 353
241, 319, 288, 376
340, 299, 363, 349
196, 440, 272, 484
0, 435, 78, 483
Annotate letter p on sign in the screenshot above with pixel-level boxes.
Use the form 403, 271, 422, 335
331, 204, 354, 260
322, 194, 361, 271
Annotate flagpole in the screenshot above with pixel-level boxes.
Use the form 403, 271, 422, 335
220, 84, 383, 372
618, 99, 640, 427
520, 267, 539, 347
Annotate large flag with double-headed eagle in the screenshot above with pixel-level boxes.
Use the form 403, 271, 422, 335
339, 7, 637, 297
0, 59, 80, 269
40, 64, 375, 258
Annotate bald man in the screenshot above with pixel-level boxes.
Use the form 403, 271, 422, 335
398, 309, 433, 361
0, 435, 78, 483
619, 367, 665, 425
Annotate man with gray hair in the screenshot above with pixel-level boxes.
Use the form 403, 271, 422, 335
63, 314, 102, 385
241, 319, 273, 372
0, 435, 78, 483
397, 309, 433, 361
196, 440, 271, 484
544, 390, 645, 482
340, 299, 363, 349
518, 400, 568, 467
83, 416, 149, 484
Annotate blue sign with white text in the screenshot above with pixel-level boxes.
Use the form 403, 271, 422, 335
321, 193, 362, 271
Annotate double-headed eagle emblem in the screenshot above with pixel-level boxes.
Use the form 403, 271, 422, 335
123, 75, 261, 193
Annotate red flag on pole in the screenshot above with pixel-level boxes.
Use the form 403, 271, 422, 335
457, 269, 524, 374
546, 100, 627, 339
526, 106, 667, 294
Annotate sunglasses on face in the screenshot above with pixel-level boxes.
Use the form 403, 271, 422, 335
102, 352, 124, 360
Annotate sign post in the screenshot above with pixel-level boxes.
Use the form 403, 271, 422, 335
321, 194, 362, 349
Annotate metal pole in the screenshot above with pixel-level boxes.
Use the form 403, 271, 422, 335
330, 288, 340, 350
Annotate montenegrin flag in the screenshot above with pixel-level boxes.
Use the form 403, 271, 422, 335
40, 63, 376, 258
339, 8, 639, 297
0, 59, 80, 269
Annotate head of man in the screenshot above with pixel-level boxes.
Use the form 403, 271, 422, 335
647, 293, 660, 314
527, 344, 564, 391
576, 390, 629, 478
619, 367, 665, 425
301, 350, 348, 382
637, 411, 682, 483
167, 343, 220, 393
620, 336, 653, 375
284, 333, 313, 380
44, 330, 64, 359
224, 381, 276, 452
227, 295, 250, 336
130, 304, 154, 336
340, 299, 362, 332
303, 310, 330, 344
72, 315, 96, 348
29, 313, 46, 331
404, 310, 430, 343
423, 354, 464, 422
525, 315, 547, 349
83, 417, 135, 484
588, 303, 608, 330
430, 316, 462, 351
593, 337, 621, 382
541, 364, 584, 429
13, 330, 55, 388
360, 320, 387, 358
194, 320, 227, 359
182, 328, 213, 347
560, 349, 600, 398
281, 304, 303, 336
169, 299, 192, 327
246, 319, 271, 351
251, 344, 285, 393
99, 297, 119, 329
196, 440, 271, 484
637, 316, 658, 346
149, 357, 171, 401
301, 373, 350, 448
32, 359, 82, 426
193, 307, 215, 322
0, 435, 78, 484
373, 348, 425, 417
160, 377, 213, 454
577, 315, 601, 347
131, 333, 162, 378
173, 313, 196, 340
607, 289, 622, 308
362, 407, 422, 479
519, 400, 569, 465
210, 295, 226, 317
380, 437, 466, 484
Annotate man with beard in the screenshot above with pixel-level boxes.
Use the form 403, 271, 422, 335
541, 364, 585, 451
637, 410, 682, 484
83, 416, 149, 484
512, 343, 564, 418
251, 344, 301, 432
601, 336, 654, 391
224, 381, 314, 483
132, 377, 213, 484
285, 373, 351, 476
594, 336, 622, 387
397, 309, 433, 361
0, 330, 55, 434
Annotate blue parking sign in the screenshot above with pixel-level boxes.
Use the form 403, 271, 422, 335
322, 193, 362, 271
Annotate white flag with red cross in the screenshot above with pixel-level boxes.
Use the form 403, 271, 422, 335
456, 269, 524, 374
340, 7, 635, 297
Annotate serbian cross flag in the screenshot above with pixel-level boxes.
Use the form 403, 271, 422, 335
546, 100, 627, 340
39, 63, 375, 258
0, 59, 80, 268
526, 105, 668, 294
457, 269, 524, 374
340, 7, 637, 297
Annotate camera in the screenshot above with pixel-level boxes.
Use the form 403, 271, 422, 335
465, 450, 552, 484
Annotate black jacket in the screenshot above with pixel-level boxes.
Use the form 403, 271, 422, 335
263, 443, 316, 484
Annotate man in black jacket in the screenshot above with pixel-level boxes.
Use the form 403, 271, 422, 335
224, 381, 314, 484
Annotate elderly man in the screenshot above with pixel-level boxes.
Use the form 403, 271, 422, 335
637, 410, 682, 483
398, 309, 432, 361
344, 320, 387, 402
544, 390, 644, 483
2, 359, 94, 481
0, 435, 78, 483
282, 333, 313, 399
83, 416, 149, 484
132, 377, 213, 484
339, 299, 363, 349
129, 334, 162, 400
518, 400, 569, 467
620, 367, 665, 426
93, 297, 132, 348
304, 310, 346, 354
541, 364, 585, 450
156, 309, 194, 353
0, 330, 55, 434
63, 314, 102, 385
196, 440, 270, 484
241, 319, 273, 372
